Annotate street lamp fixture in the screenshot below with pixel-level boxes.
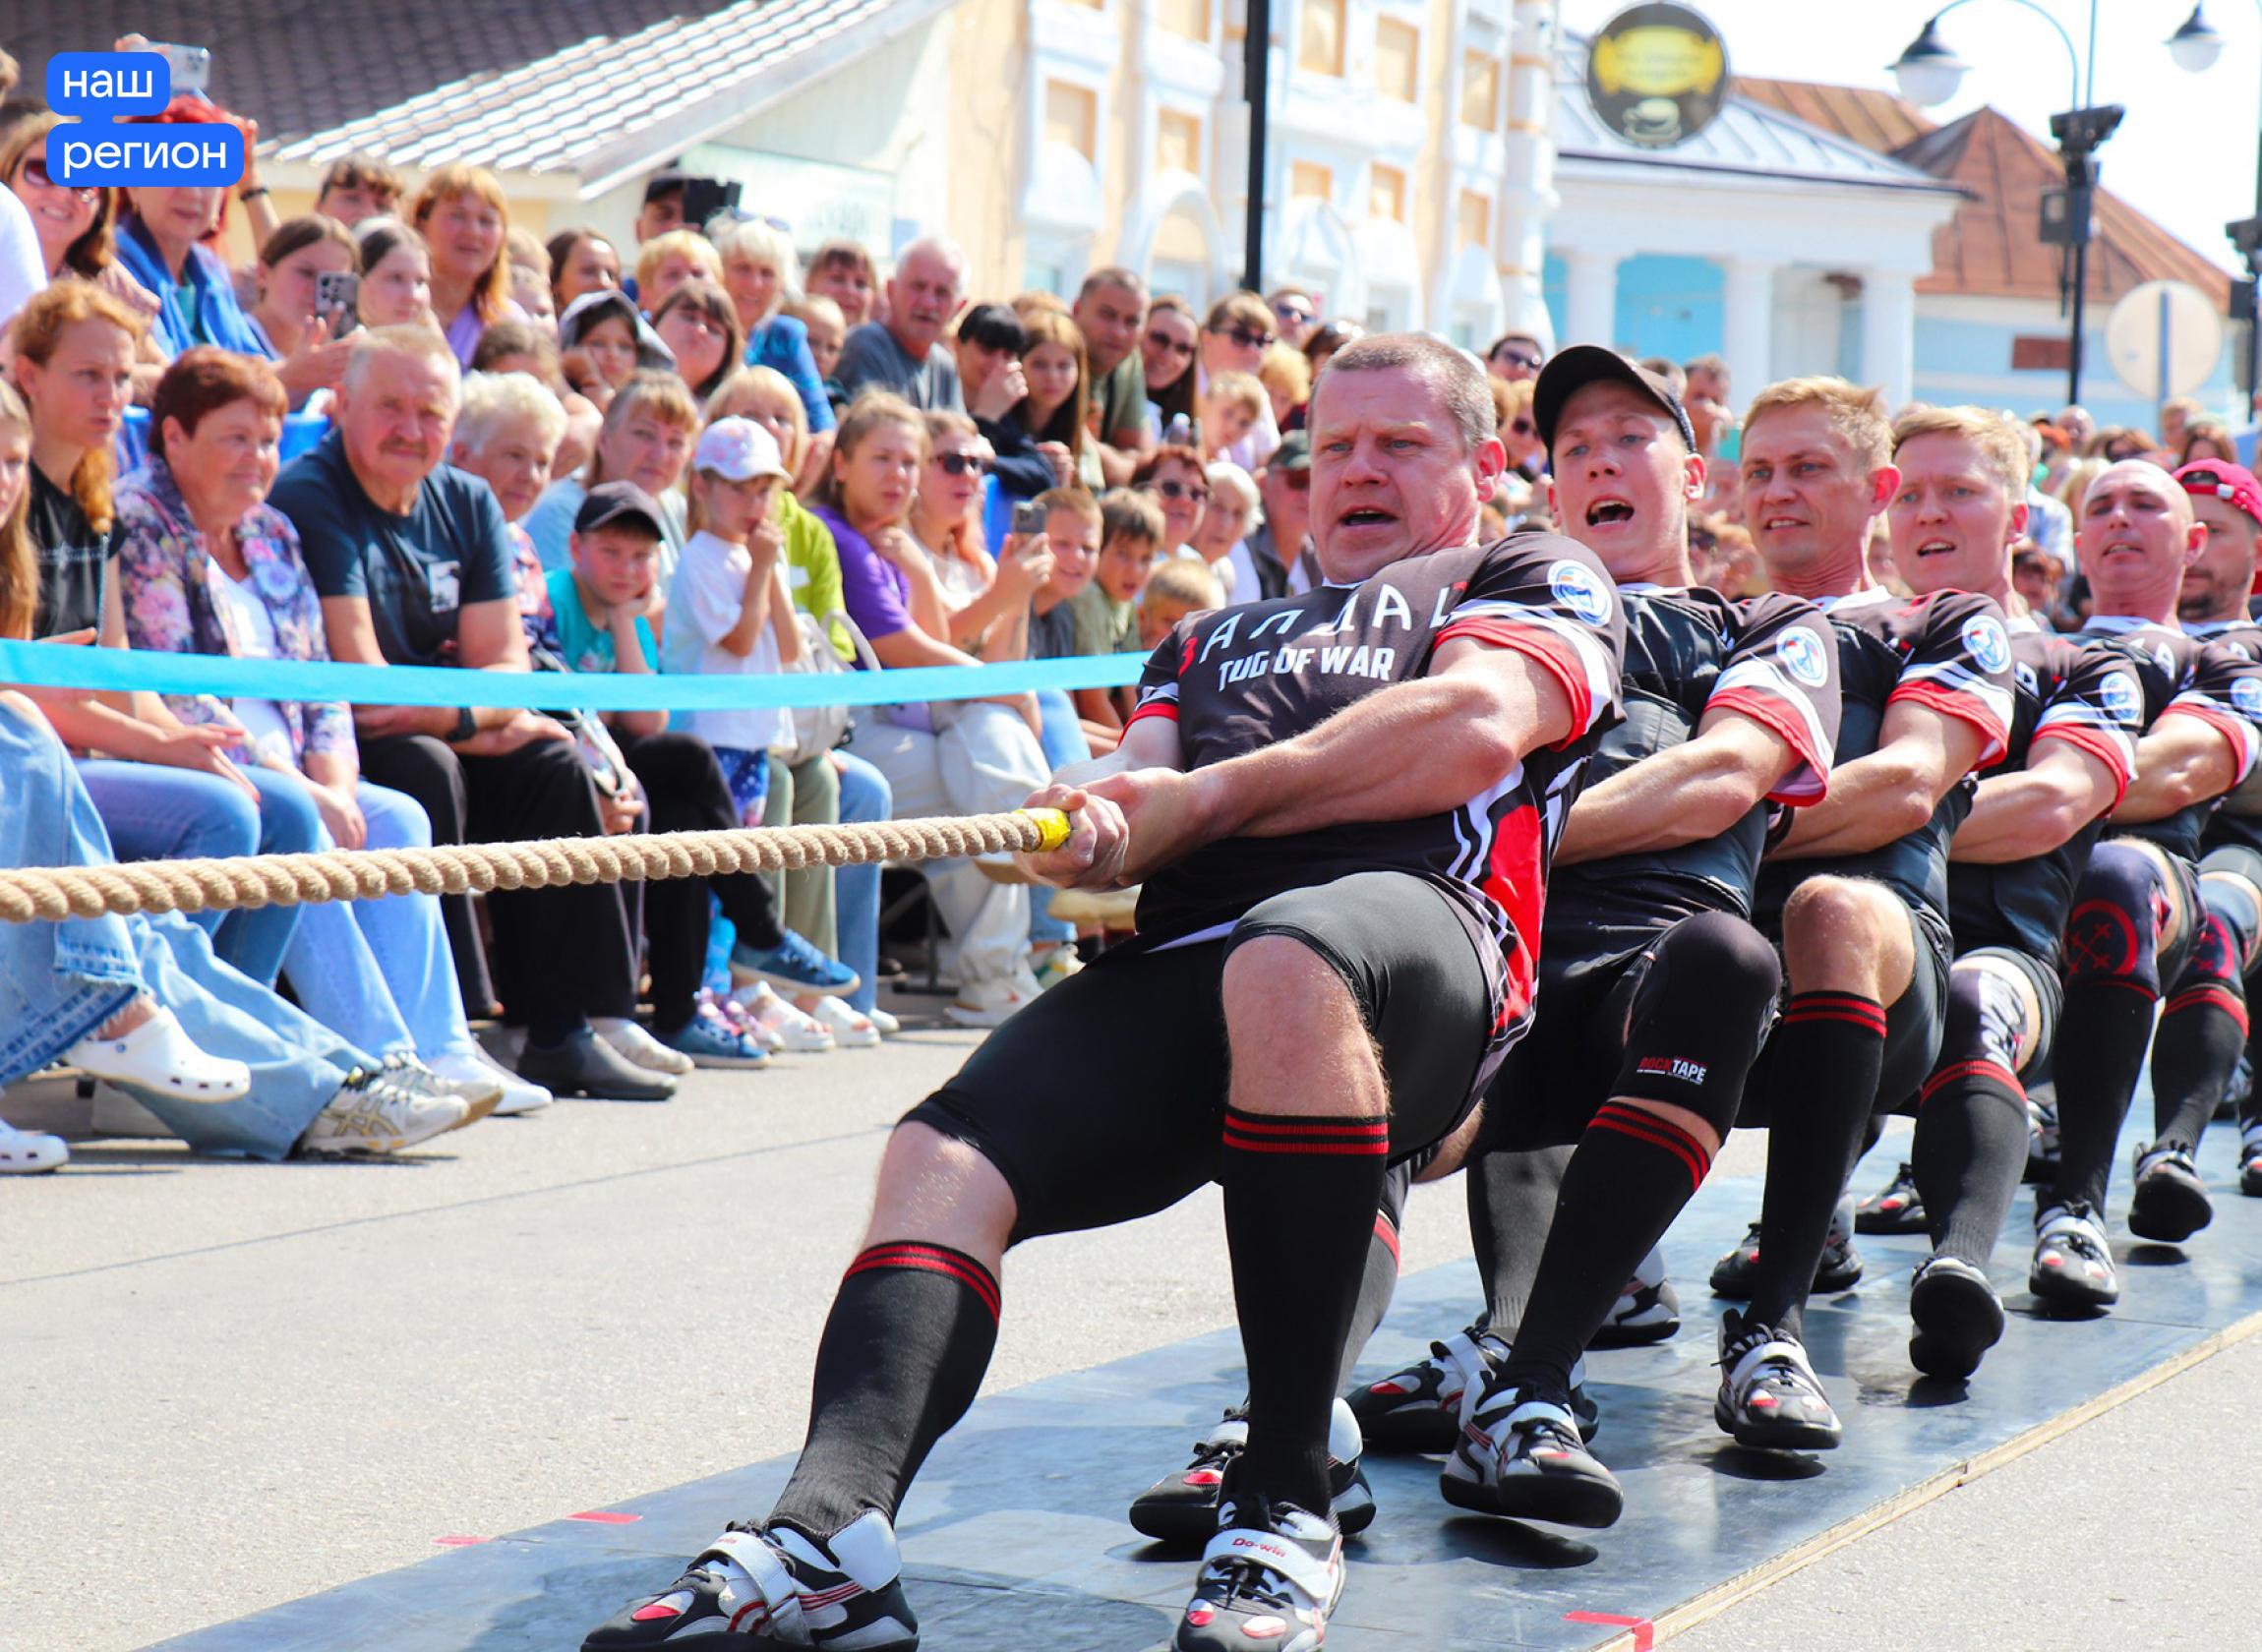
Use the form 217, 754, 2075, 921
1889, 18, 1972, 106
2167, 6, 2228, 73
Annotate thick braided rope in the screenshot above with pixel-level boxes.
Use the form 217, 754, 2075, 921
0, 809, 1070, 924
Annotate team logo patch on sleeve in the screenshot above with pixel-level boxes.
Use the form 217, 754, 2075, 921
2101, 671, 2141, 724
1775, 628, 1829, 686
1548, 559, 1613, 625
1960, 614, 2011, 675
2233, 677, 2262, 719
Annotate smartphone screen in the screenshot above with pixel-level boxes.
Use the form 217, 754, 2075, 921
314, 271, 359, 337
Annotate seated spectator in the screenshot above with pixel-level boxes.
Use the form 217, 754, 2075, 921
2184, 420, 2238, 467
1198, 370, 1266, 464
1024, 485, 1101, 663
561, 470, 857, 1061
1195, 458, 1259, 603
353, 218, 435, 329
1241, 430, 1313, 600
547, 226, 623, 312
651, 278, 742, 400
632, 171, 695, 247
505, 227, 555, 334
1136, 555, 1222, 649
470, 320, 601, 478
450, 368, 572, 639
785, 294, 847, 389
269, 325, 674, 1101
1196, 292, 1280, 471
804, 238, 878, 330
1129, 442, 1207, 561
555, 288, 669, 415
1011, 310, 1101, 490
1486, 329, 1544, 383
1069, 487, 1164, 742
1493, 375, 1543, 484
246, 215, 360, 408
1010, 290, 1071, 323
700, 367, 895, 1032
1302, 318, 1362, 378
0, 113, 164, 393
1068, 266, 1150, 486
1267, 285, 1317, 348
814, 391, 1051, 1026
314, 151, 402, 229
711, 217, 835, 434
2012, 542, 2069, 629
1259, 341, 1311, 432
1638, 356, 1688, 399
409, 164, 523, 367
635, 229, 724, 320
524, 369, 695, 577
113, 182, 271, 359
834, 238, 966, 411
1141, 293, 1200, 441
955, 302, 1056, 499
906, 410, 1047, 657
110, 347, 545, 1115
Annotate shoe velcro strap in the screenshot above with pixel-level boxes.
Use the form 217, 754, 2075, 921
1726, 1337, 1813, 1393
1201, 1524, 1338, 1601
2134, 1146, 2185, 1176
2036, 1209, 2104, 1248
705, 1532, 810, 1643
1205, 1416, 1251, 1450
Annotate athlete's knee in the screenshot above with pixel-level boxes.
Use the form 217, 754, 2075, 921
1659, 911, 1782, 1012
865, 1120, 1018, 1262
1779, 875, 1907, 993
2200, 871, 2262, 975
2065, 841, 2168, 986
1220, 934, 1358, 1039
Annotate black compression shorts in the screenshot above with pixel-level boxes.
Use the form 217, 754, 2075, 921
905, 870, 1499, 1244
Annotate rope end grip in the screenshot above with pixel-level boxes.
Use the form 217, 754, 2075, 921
1019, 807, 1073, 853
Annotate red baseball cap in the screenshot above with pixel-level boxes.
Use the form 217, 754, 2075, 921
2174, 458, 2262, 529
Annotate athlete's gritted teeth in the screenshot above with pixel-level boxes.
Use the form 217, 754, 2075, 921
1915, 538, 1957, 558
1585, 499, 1635, 527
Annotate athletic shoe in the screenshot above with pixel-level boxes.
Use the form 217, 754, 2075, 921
1129, 1398, 1374, 1545
595, 1017, 698, 1077
1855, 1162, 1928, 1235
2025, 1093, 2060, 1184
1174, 1491, 1342, 1652
2127, 1141, 2213, 1243
1708, 1224, 1865, 1300
732, 931, 861, 999
731, 982, 836, 1052
944, 970, 1041, 1030
805, 996, 882, 1049
2239, 1124, 2262, 1198
300, 1067, 467, 1155
519, 1029, 679, 1102
382, 1052, 500, 1132
580, 1509, 916, 1650
655, 1010, 771, 1070
430, 1049, 552, 1117
2029, 1201, 2117, 1307
866, 1005, 902, 1039
1440, 1382, 1623, 1528
1347, 1329, 1597, 1452
1907, 1254, 2005, 1380
1588, 1247, 1681, 1348
0, 1113, 67, 1173
1714, 1308, 1841, 1449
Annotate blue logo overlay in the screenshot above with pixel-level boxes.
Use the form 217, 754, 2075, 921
1775, 627, 1829, 686
45, 53, 174, 115
2232, 677, 2262, 720
1548, 560, 1612, 626
39, 51, 243, 189
1960, 614, 2011, 676
2100, 671, 2141, 725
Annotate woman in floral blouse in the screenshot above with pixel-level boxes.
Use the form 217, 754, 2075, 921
114, 348, 547, 1117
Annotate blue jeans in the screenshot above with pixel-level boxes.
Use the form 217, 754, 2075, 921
0, 701, 141, 1083
1028, 688, 1090, 949
280, 782, 478, 1064
833, 749, 890, 1013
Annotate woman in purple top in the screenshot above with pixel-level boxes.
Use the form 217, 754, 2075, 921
807, 391, 1053, 1028
409, 164, 525, 368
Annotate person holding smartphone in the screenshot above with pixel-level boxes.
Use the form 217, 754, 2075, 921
248, 216, 360, 409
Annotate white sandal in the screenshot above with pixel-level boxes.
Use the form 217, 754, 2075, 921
0, 1115, 67, 1173
64, 1002, 252, 1103
806, 995, 882, 1048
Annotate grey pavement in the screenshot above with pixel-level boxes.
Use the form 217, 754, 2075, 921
1, 1002, 2251, 1651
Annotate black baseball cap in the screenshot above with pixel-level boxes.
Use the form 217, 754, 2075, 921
573, 481, 669, 540
642, 170, 692, 205
1272, 430, 1312, 472
1533, 344, 1696, 454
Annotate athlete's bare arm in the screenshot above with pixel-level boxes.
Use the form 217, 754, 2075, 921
1950, 740, 2123, 862
1555, 709, 1798, 865
2113, 715, 2242, 824
1772, 699, 1988, 860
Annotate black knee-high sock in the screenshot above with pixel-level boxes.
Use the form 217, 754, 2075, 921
1499, 1103, 1714, 1393
1222, 1106, 1390, 1514
2152, 974, 2247, 1153
1745, 992, 1887, 1339
2051, 979, 2158, 1211
1913, 1059, 2031, 1268
770, 1242, 999, 1543
1468, 1144, 1573, 1343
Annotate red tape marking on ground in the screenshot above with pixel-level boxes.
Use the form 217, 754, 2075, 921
570, 1510, 642, 1524
432, 1536, 490, 1547
1565, 1610, 1655, 1651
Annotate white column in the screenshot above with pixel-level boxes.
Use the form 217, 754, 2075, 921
1860, 268, 1918, 411
1497, 0, 1561, 345
1562, 248, 1621, 351
1721, 257, 1775, 407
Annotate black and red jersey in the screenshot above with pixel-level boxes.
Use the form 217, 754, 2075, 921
1947, 622, 2143, 962
2187, 617, 2262, 859
1125, 531, 1627, 1035
1546, 585, 1840, 935
2061, 616, 2262, 864
1756, 587, 2015, 932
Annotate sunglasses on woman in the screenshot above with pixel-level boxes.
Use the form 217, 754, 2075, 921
1146, 330, 1197, 361
17, 160, 98, 203
934, 452, 991, 477
1214, 324, 1278, 352
1494, 348, 1542, 371
1148, 478, 1211, 505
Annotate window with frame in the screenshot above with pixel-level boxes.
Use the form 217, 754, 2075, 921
1291, 160, 1334, 203
1159, 0, 1210, 39
1375, 18, 1420, 101
1457, 190, 1490, 250
1045, 80, 1098, 161
1370, 162, 1407, 223
1299, 0, 1345, 76
1460, 50, 1501, 128
1157, 108, 1205, 176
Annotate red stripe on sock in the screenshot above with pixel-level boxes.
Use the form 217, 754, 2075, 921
1222, 1133, 1393, 1156
1919, 1058, 2025, 1104
1222, 1110, 1392, 1156
1595, 1102, 1714, 1177
1220, 1112, 1391, 1137
1371, 1210, 1401, 1266
1781, 1004, 1889, 1033
1588, 1107, 1708, 1193
845, 1243, 1000, 1320
2165, 985, 2250, 1032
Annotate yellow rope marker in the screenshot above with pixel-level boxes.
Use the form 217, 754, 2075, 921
1020, 807, 1073, 854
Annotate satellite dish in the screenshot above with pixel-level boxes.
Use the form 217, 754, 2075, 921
2105, 279, 2223, 401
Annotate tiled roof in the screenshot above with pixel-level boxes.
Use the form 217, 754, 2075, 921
1733, 77, 1936, 154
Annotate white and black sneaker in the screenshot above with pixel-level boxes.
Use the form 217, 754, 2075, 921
1855, 1162, 1928, 1235
1439, 1380, 1623, 1528
1708, 1213, 1864, 1300
1174, 1492, 1343, 1652
1130, 1398, 1375, 1545
2240, 1123, 2262, 1198
1589, 1246, 1682, 1347
580, 1509, 917, 1649
2127, 1142, 2213, 1243
1907, 1254, 2004, 1380
1345, 1327, 1506, 1452
1714, 1308, 1841, 1450
2030, 1201, 2118, 1307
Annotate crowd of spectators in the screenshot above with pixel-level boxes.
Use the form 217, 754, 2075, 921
1, 41, 2257, 1174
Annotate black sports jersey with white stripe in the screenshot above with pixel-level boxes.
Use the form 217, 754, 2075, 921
2187, 617, 2262, 858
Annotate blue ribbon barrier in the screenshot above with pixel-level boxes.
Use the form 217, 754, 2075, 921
0, 639, 1146, 713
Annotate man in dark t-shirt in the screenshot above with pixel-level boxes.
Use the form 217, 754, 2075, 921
581, 338, 1627, 1652
270, 326, 668, 1103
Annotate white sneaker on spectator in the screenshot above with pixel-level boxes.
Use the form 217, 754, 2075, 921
806, 995, 882, 1048
731, 981, 836, 1052
384, 1052, 501, 1131
430, 1049, 553, 1117
867, 1005, 902, 1038
947, 970, 1042, 1029
301, 1068, 467, 1155
88, 1083, 175, 1139
0, 1112, 68, 1173
594, 1016, 697, 1077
